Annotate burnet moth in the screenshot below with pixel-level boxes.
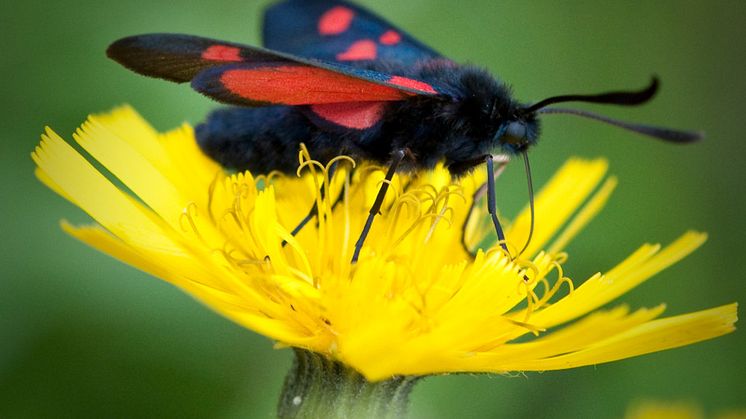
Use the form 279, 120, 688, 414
107, 0, 702, 263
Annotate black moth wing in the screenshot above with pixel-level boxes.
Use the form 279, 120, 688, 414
106, 34, 281, 83
263, 0, 444, 64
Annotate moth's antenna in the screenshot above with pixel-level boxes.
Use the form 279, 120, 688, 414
524, 77, 660, 113
516, 150, 534, 258
539, 107, 703, 143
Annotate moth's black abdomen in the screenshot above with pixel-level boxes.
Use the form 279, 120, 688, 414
195, 106, 315, 173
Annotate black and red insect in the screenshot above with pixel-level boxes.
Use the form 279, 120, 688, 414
107, 0, 702, 262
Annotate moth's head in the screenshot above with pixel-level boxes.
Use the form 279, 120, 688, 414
493, 109, 540, 154
443, 66, 541, 154
441, 66, 541, 153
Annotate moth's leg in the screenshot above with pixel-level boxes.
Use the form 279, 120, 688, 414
486, 155, 510, 255
286, 207, 317, 242
283, 163, 347, 246
351, 149, 407, 263
466, 156, 531, 284
460, 154, 510, 255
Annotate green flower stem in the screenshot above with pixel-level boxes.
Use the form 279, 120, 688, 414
278, 349, 420, 419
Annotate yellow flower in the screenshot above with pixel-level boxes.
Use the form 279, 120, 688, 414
625, 400, 704, 419
625, 400, 746, 419
33, 106, 736, 381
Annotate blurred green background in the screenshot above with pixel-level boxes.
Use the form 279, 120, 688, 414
2, 0, 744, 417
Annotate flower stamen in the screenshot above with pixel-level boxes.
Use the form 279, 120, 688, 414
179, 201, 208, 244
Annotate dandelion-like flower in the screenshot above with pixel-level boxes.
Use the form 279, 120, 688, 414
625, 400, 746, 419
33, 107, 736, 417
625, 400, 705, 419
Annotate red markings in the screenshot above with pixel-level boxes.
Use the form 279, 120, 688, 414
201, 45, 242, 62
388, 76, 438, 94
379, 30, 402, 45
311, 102, 386, 129
318, 6, 355, 35
336, 39, 377, 61
220, 65, 411, 105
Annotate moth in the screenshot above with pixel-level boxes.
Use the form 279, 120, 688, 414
107, 0, 701, 262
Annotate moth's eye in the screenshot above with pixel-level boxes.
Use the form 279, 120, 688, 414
503, 121, 527, 144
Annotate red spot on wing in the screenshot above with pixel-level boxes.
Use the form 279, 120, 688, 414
379, 30, 402, 45
318, 6, 355, 35
388, 76, 438, 94
201, 45, 242, 62
311, 102, 386, 129
336, 40, 377, 61
220, 66, 412, 105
